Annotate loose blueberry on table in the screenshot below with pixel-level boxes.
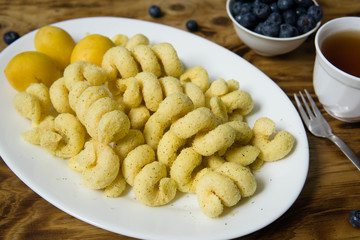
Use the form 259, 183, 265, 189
148, 5, 162, 18
186, 20, 199, 32
230, 0, 323, 38
3, 31, 20, 45
349, 210, 360, 229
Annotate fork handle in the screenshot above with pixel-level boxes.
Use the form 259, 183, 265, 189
329, 134, 360, 171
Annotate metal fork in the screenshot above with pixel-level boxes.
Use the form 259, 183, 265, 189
294, 89, 360, 171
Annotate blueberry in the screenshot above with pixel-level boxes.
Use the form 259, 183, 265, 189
254, 22, 265, 34
270, 2, 279, 12
294, 0, 313, 7
295, 6, 307, 17
239, 3, 253, 15
253, 2, 271, 19
3, 31, 19, 45
231, 2, 243, 15
279, 23, 299, 37
349, 210, 360, 229
186, 20, 199, 32
262, 20, 280, 37
267, 12, 283, 25
235, 12, 257, 28
283, 9, 297, 25
253, 0, 262, 8
277, 0, 294, 10
148, 5, 162, 18
297, 14, 316, 33
307, 5, 323, 22
260, 0, 275, 3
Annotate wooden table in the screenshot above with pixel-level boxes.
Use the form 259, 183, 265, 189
1, 0, 360, 239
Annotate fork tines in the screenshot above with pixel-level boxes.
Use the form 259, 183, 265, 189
294, 89, 323, 123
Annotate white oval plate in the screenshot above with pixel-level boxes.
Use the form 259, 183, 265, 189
0, 17, 309, 240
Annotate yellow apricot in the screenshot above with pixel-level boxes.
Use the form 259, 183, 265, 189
4, 51, 62, 92
70, 34, 115, 66
34, 25, 75, 70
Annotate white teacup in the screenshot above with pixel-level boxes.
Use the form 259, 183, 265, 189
313, 17, 360, 122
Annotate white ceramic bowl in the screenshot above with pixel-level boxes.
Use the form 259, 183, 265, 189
313, 17, 360, 122
226, 0, 321, 56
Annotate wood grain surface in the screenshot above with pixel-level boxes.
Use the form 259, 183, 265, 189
1, 0, 360, 239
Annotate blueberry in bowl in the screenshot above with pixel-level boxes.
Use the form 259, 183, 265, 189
226, 0, 322, 56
